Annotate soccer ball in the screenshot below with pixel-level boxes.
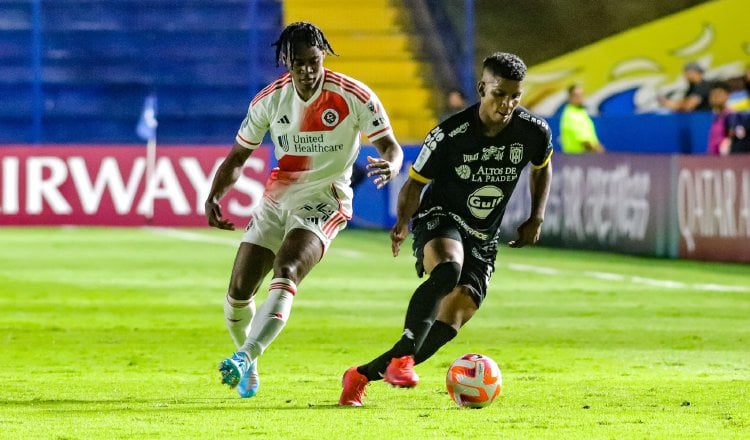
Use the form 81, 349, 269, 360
446, 353, 502, 408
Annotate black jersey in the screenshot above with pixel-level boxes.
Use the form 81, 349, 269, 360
410, 103, 552, 240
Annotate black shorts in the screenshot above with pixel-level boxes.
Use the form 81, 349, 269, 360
411, 209, 497, 307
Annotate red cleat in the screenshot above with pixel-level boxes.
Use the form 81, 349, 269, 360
339, 366, 369, 406
384, 355, 419, 388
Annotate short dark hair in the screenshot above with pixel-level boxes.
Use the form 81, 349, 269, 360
567, 83, 582, 96
272, 22, 336, 67
710, 80, 730, 92
683, 61, 705, 74
482, 52, 527, 81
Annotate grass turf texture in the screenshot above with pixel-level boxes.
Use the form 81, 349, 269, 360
0, 227, 748, 439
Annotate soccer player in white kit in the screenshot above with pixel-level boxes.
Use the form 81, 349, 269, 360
204, 22, 404, 398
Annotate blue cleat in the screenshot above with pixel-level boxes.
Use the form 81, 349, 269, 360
218, 352, 251, 389
237, 360, 259, 398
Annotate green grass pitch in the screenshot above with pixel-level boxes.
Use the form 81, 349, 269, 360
1, 227, 748, 439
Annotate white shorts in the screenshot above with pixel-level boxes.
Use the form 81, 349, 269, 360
241, 186, 351, 254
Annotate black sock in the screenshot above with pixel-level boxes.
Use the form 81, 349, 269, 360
358, 348, 395, 381
414, 320, 458, 365
358, 262, 461, 381
392, 261, 461, 356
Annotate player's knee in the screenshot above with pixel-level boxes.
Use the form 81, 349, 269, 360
428, 261, 462, 294
438, 287, 478, 328
273, 264, 301, 284
228, 276, 260, 300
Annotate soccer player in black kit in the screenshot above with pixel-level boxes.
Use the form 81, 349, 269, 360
339, 52, 553, 406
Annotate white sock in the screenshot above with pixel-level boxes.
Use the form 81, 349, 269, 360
240, 278, 297, 361
224, 295, 256, 349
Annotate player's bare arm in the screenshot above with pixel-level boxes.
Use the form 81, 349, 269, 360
509, 161, 552, 248
369, 134, 404, 189
204, 142, 253, 230
391, 177, 426, 256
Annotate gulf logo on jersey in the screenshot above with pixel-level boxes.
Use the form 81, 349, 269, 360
468, 186, 504, 219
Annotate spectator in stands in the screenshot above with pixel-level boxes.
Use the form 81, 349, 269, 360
658, 62, 711, 112
439, 88, 467, 122
205, 21, 403, 399
725, 111, 750, 154
559, 84, 605, 154
707, 81, 732, 156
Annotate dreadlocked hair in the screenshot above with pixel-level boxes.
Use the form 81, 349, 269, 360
483, 52, 527, 81
272, 22, 336, 67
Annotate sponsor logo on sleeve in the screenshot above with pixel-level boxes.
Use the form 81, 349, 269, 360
413, 146, 432, 171
423, 127, 445, 151
448, 122, 469, 138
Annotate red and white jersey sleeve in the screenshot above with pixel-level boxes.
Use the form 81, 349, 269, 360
235, 69, 393, 213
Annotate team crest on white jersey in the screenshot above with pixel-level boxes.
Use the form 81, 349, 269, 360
322, 109, 339, 127
509, 143, 524, 164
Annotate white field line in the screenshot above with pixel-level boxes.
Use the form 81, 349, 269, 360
148, 228, 747, 293
145, 226, 239, 246
508, 264, 749, 293
145, 227, 364, 258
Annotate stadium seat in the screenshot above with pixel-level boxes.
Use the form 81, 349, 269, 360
0, 0, 439, 144
284, 0, 438, 143
0, 0, 284, 143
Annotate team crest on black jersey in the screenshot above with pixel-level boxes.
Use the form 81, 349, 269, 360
509, 143, 524, 164
322, 109, 339, 127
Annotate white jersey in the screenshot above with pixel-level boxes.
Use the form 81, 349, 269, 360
236, 69, 393, 216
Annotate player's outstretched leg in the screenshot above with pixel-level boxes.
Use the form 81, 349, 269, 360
218, 352, 251, 389
339, 366, 369, 406
237, 359, 260, 398
384, 355, 419, 388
